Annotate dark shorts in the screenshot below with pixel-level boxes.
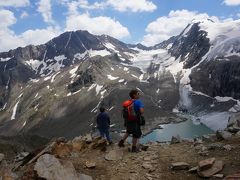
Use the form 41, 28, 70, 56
126, 121, 142, 138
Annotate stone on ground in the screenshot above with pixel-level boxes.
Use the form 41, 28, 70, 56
105, 149, 123, 161
171, 162, 190, 170
197, 160, 224, 178
198, 158, 216, 171
34, 154, 86, 180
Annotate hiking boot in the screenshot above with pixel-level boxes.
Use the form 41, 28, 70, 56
108, 141, 113, 145
128, 146, 140, 153
118, 140, 125, 147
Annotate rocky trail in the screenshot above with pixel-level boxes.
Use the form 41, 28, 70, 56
0, 130, 240, 180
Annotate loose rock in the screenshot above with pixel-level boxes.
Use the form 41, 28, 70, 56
85, 161, 96, 169
198, 160, 224, 178
171, 135, 181, 144
198, 158, 215, 171
171, 162, 190, 170
34, 154, 82, 180
105, 149, 123, 161
0, 153, 5, 162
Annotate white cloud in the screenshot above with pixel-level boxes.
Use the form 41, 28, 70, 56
0, 0, 30, 7
37, 0, 55, 24
20, 11, 29, 19
0, 9, 16, 29
65, 13, 130, 39
19, 27, 61, 46
142, 9, 219, 46
0, 9, 61, 52
58, 0, 156, 13
105, 0, 157, 12
223, 0, 240, 6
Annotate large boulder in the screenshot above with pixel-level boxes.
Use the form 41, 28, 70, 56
197, 160, 224, 178
216, 131, 232, 140
34, 154, 92, 180
227, 113, 240, 133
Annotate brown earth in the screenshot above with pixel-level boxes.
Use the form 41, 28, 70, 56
1, 135, 240, 180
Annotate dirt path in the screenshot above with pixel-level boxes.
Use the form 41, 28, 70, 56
61, 137, 240, 180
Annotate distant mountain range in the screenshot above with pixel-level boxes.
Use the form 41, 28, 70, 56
1, 19, 240, 138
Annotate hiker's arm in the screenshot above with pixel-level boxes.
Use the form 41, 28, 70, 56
139, 107, 144, 114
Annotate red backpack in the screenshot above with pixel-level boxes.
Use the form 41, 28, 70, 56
122, 99, 137, 121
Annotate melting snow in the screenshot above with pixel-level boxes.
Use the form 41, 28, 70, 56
109, 106, 114, 111
89, 49, 111, 57
0, 57, 12, 62
198, 112, 231, 131
67, 89, 82, 96
88, 84, 97, 92
51, 72, 60, 83
34, 93, 39, 98
22, 121, 26, 127
96, 85, 103, 95
69, 66, 78, 78
118, 79, 125, 82
11, 100, 20, 120
215, 96, 235, 102
131, 74, 138, 79
107, 75, 119, 80
123, 67, 129, 71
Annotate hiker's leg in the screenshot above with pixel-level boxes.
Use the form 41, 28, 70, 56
99, 129, 105, 138
105, 129, 111, 142
118, 133, 129, 147
132, 137, 138, 147
122, 133, 129, 141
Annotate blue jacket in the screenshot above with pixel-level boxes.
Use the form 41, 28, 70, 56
96, 112, 110, 129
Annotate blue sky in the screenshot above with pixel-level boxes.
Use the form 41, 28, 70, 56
0, 0, 240, 52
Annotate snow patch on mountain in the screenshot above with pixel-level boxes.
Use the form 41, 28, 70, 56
11, 100, 20, 120
130, 48, 165, 72
107, 75, 118, 80
0, 57, 12, 62
198, 112, 231, 131
96, 85, 103, 95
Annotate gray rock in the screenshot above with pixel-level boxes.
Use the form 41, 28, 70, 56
202, 134, 217, 142
142, 162, 153, 169
171, 135, 181, 144
223, 144, 233, 151
226, 126, 240, 133
0, 153, 5, 162
188, 166, 198, 173
15, 152, 30, 162
34, 154, 85, 180
78, 174, 93, 180
198, 160, 224, 178
213, 174, 224, 178
56, 137, 67, 144
84, 134, 93, 144
216, 131, 232, 140
105, 149, 123, 161
85, 161, 96, 168
171, 162, 190, 170
198, 158, 215, 171
236, 131, 240, 137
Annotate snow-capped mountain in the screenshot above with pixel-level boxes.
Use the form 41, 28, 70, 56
1, 19, 240, 138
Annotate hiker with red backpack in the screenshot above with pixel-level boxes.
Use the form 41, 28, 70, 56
118, 89, 145, 152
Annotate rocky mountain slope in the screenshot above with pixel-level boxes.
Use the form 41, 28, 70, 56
1, 19, 240, 138
0, 128, 240, 180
